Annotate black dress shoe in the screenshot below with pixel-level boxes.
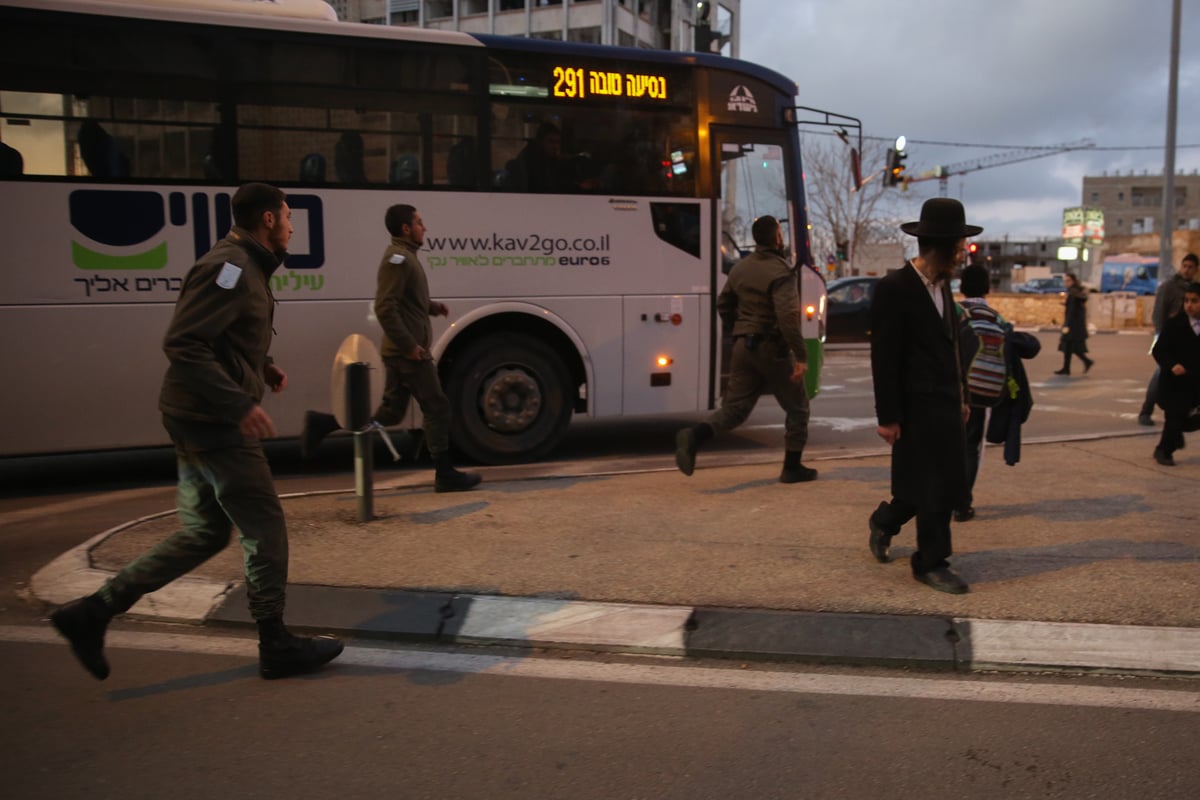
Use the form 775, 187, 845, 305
50, 595, 113, 680
1053, 369, 1070, 376
913, 566, 969, 594
868, 504, 895, 563
1154, 448, 1176, 466
259, 633, 345, 680
953, 507, 976, 522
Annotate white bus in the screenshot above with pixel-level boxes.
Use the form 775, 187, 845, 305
0, 0, 832, 464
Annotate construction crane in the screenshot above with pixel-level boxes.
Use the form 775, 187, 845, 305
906, 138, 1096, 196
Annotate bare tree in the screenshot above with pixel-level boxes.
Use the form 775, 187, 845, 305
798, 134, 909, 277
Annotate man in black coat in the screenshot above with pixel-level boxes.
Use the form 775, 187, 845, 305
867, 198, 979, 594
1151, 281, 1200, 465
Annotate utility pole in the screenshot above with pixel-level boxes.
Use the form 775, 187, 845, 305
1159, 0, 1181, 279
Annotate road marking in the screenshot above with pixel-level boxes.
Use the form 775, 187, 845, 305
5, 626, 1196, 713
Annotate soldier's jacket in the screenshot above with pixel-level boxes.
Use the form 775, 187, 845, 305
374, 236, 434, 360
158, 227, 284, 427
717, 246, 806, 362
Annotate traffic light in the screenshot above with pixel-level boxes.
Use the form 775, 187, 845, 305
885, 147, 907, 187
694, 2, 730, 52
695, 1, 713, 51
967, 242, 981, 265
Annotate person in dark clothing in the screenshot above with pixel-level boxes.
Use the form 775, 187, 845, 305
0, 139, 23, 177
302, 206, 481, 491
1138, 253, 1198, 425
1151, 281, 1200, 466
868, 198, 979, 595
50, 184, 344, 681
674, 215, 815, 483
1054, 272, 1093, 375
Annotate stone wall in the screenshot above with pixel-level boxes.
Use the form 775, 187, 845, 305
965, 293, 1154, 329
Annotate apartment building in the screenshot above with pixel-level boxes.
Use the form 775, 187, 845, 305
327, 0, 740, 53
1082, 171, 1200, 237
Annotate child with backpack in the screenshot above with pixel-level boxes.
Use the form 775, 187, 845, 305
955, 264, 1041, 521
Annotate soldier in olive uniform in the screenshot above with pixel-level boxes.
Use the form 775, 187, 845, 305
674, 215, 816, 483
50, 183, 343, 680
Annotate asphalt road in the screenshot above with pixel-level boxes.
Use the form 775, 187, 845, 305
2, 627, 1197, 800
2, 329, 1196, 799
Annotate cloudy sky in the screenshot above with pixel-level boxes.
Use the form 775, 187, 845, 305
741, 0, 1200, 241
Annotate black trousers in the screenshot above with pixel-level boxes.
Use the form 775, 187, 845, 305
1157, 392, 1193, 456
873, 499, 953, 573
962, 406, 987, 510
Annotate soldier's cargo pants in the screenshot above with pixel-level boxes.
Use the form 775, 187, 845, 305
99, 436, 288, 621
709, 337, 810, 452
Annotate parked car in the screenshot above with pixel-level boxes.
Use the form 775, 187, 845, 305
825, 276, 879, 343
1016, 275, 1066, 294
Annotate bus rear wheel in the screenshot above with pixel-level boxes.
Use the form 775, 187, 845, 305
446, 333, 573, 465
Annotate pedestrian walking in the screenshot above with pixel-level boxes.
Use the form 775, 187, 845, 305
50, 183, 344, 680
1054, 272, 1093, 376
867, 198, 979, 594
1151, 281, 1200, 466
674, 214, 815, 483
954, 263, 1041, 522
1138, 252, 1198, 425
304, 205, 481, 491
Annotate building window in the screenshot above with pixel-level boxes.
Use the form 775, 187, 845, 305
568, 26, 602, 44
1117, 191, 1124, 202
1090, 191, 1099, 202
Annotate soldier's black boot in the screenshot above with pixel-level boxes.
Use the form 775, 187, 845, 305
779, 449, 818, 483
675, 423, 713, 477
257, 617, 344, 680
433, 453, 482, 493
50, 593, 114, 680
300, 411, 340, 460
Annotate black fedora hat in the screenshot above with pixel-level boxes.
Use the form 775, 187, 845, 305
900, 198, 983, 238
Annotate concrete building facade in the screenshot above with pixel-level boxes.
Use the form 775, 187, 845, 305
1082, 171, 1200, 277
329, 0, 740, 53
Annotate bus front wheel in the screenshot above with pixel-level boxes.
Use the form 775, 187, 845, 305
446, 333, 574, 465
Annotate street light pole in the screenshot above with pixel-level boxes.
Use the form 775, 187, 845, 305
1159, 0, 1180, 279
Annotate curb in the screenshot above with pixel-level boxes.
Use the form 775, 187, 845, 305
206, 584, 1200, 676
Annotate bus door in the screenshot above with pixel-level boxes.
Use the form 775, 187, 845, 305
712, 128, 794, 394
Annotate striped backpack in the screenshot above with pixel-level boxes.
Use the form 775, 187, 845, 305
959, 303, 1010, 407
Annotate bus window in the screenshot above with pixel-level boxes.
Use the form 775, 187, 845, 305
491, 103, 696, 195
718, 138, 791, 262
0, 91, 73, 177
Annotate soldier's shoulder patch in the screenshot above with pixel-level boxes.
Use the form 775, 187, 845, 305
216, 262, 242, 290
389, 253, 406, 265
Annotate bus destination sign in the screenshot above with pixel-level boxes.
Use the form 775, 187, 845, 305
552, 65, 668, 101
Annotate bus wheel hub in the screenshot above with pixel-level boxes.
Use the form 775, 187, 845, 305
481, 369, 541, 433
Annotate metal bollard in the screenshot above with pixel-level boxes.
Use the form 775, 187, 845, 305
345, 361, 374, 521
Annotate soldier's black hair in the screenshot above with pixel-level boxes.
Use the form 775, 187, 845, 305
231, 183, 285, 230
751, 215, 780, 247
385, 204, 418, 237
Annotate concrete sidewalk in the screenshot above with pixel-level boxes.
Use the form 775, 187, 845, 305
32, 433, 1200, 675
